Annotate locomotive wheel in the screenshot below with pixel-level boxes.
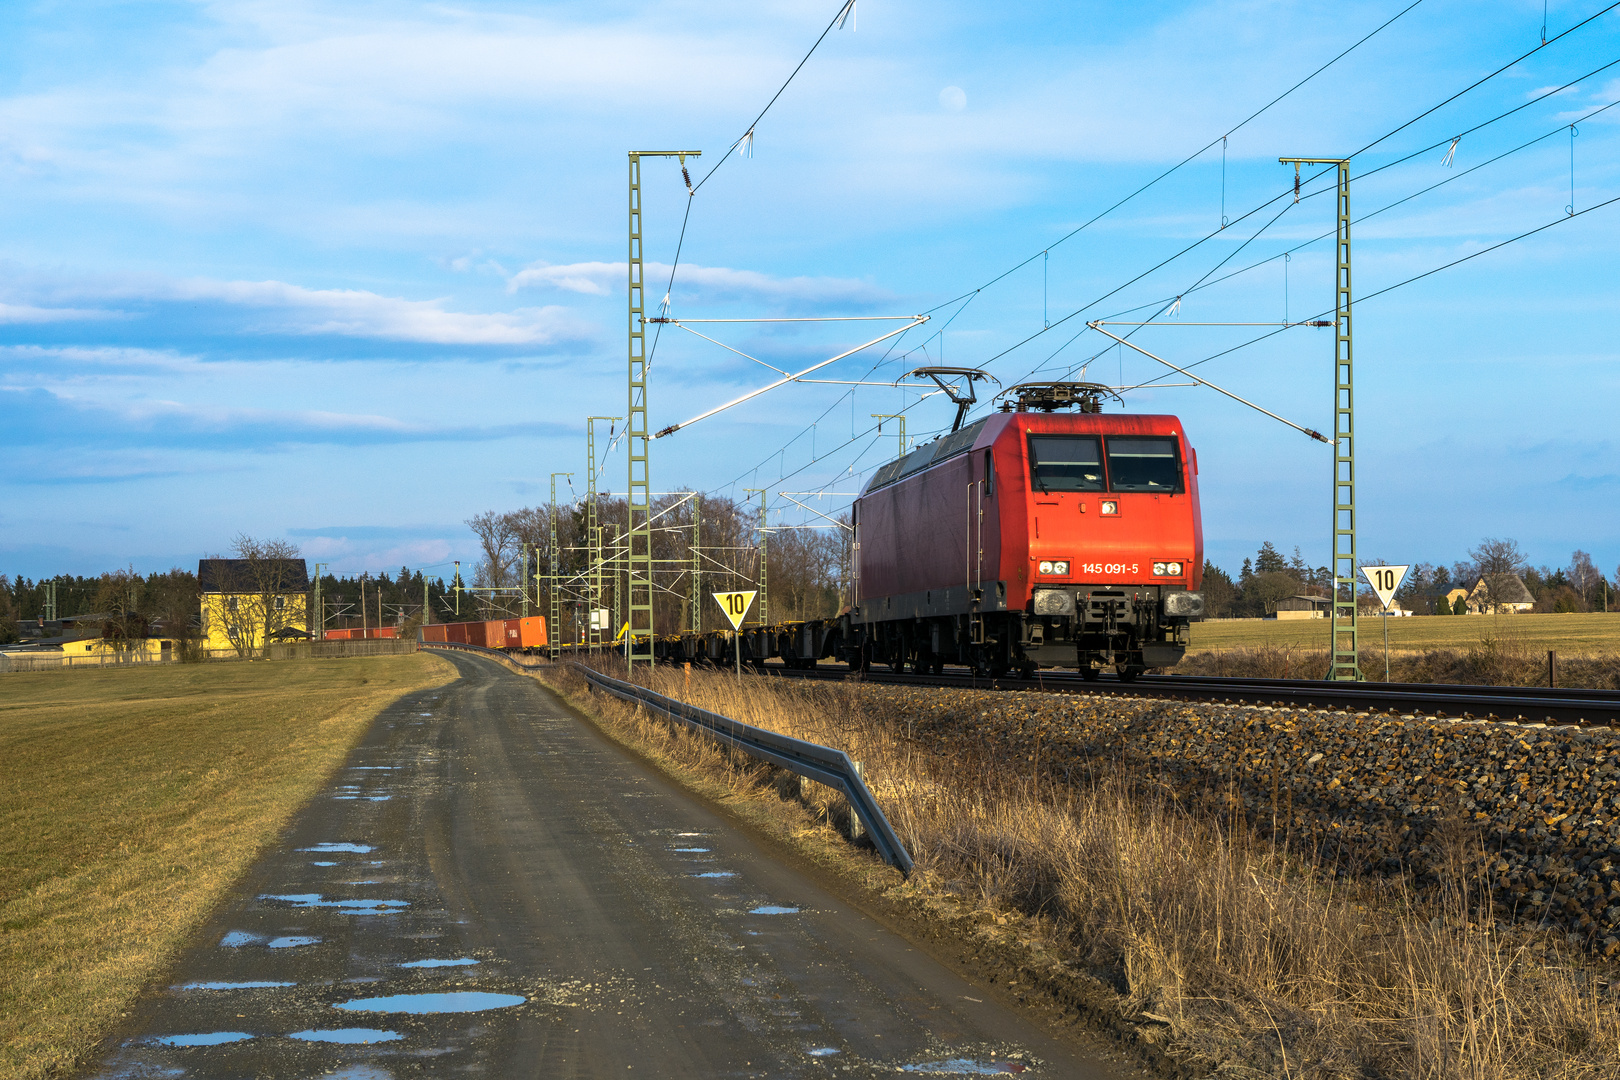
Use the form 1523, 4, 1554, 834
1018, 663, 1037, 679
1079, 666, 1101, 682
931, 658, 945, 676
1116, 663, 1144, 683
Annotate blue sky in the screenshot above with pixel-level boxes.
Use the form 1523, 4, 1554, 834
3, 0, 1618, 582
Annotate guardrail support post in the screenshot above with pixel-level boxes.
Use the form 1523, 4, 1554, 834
849, 760, 865, 840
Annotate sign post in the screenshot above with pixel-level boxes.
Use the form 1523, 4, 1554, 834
1360, 564, 1410, 682
712, 590, 757, 679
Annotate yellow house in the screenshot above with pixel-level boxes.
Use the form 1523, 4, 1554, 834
60, 638, 174, 664
198, 558, 310, 654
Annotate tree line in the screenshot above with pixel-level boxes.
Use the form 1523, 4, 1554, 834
460, 492, 848, 641
1200, 537, 1619, 619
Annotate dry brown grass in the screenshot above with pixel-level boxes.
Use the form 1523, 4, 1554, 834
545, 660, 1620, 1079
0, 653, 455, 1080
1178, 634, 1620, 689
1191, 611, 1620, 654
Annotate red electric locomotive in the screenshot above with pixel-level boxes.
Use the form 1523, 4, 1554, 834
848, 381, 1203, 679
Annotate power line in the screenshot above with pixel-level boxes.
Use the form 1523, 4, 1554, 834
649, 0, 857, 368
918, 0, 1430, 318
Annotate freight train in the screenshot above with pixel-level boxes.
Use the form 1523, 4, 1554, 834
426, 382, 1204, 680
615, 382, 1205, 680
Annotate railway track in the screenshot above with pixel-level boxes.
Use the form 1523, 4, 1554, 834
754, 661, 1620, 728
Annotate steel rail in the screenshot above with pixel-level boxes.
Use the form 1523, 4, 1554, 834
754, 662, 1620, 728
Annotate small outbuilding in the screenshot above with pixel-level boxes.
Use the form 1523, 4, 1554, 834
1269, 594, 1331, 620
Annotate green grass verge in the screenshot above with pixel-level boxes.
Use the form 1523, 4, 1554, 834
1190, 610, 1620, 653
0, 653, 456, 1080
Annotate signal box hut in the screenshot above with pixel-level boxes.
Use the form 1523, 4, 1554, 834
199, 558, 310, 654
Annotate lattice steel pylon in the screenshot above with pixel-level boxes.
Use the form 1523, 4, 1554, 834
745, 488, 767, 626
626, 150, 699, 674
587, 416, 620, 653
549, 471, 572, 660
689, 494, 702, 632
1282, 156, 1360, 680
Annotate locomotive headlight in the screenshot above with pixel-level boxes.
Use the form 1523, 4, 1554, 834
1038, 560, 1053, 574
1037, 560, 1070, 576
1053, 560, 1069, 575
1152, 561, 1185, 577
1152, 562, 1166, 576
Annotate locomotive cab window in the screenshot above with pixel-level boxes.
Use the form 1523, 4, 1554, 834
1105, 436, 1183, 493
1028, 435, 1104, 492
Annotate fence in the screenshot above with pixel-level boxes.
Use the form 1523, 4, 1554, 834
0, 638, 418, 673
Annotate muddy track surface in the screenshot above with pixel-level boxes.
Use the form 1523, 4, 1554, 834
88, 651, 1127, 1079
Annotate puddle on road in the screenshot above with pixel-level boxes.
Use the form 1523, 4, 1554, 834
268, 936, 321, 949
366, 795, 393, 801
330, 1067, 394, 1080
399, 958, 479, 968
672, 847, 709, 853
299, 843, 375, 853
219, 931, 262, 947
748, 905, 799, 915
901, 1060, 1029, 1075
311, 861, 338, 867
348, 766, 397, 771
147, 1032, 255, 1047
289, 1028, 402, 1044
692, 871, 736, 879
260, 893, 409, 916
335, 991, 526, 1014
176, 980, 294, 990
809, 1047, 841, 1057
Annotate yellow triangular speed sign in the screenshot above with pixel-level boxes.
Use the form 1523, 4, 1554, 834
712, 590, 757, 630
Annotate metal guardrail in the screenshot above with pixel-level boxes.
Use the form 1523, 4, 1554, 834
420, 640, 913, 874
571, 664, 914, 876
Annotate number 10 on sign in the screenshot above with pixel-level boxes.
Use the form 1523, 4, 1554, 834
712, 591, 757, 678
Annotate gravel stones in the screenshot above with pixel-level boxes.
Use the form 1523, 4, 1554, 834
858, 685, 1620, 942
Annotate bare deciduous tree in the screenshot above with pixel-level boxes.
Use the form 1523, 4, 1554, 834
1468, 537, 1527, 615
466, 511, 519, 590
93, 566, 148, 659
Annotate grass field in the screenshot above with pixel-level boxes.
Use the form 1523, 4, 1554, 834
1191, 610, 1620, 653
0, 653, 455, 1080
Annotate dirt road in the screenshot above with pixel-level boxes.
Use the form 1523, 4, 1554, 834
89, 651, 1127, 1079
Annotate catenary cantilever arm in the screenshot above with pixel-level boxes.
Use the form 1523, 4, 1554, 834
654, 317, 927, 437
1086, 322, 1328, 443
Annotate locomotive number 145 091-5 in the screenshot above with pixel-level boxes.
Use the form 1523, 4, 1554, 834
1082, 563, 1139, 575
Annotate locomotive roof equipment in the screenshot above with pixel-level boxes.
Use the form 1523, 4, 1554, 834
995, 381, 1122, 414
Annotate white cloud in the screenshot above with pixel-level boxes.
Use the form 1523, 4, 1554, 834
166, 277, 590, 344
1, 270, 594, 345
0, 302, 120, 325
507, 260, 892, 309
507, 261, 621, 296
